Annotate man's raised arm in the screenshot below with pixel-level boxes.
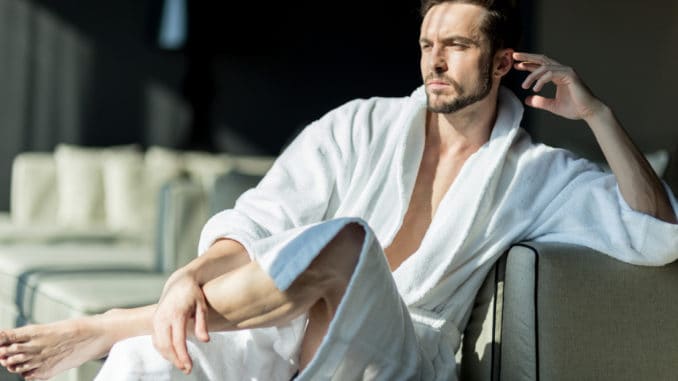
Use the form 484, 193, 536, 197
513, 52, 677, 224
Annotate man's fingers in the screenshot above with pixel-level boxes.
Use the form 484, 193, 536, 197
171, 319, 192, 374
533, 70, 555, 92
152, 325, 180, 370
513, 61, 541, 72
194, 301, 211, 343
513, 52, 560, 66
521, 66, 549, 90
525, 95, 556, 112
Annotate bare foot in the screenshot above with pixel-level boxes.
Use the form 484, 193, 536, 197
0, 314, 115, 380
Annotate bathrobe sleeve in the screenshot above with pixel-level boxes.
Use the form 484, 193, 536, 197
197, 100, 363, 260
524, 148, 678, 266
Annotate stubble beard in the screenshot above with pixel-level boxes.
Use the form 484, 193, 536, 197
425, 53, 494, 114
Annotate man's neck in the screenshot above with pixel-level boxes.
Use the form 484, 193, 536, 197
426, 88, 500, 155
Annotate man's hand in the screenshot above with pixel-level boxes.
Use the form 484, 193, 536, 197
152, 270, 210, 375
513, 52, 605, 122
150, 239, 252, 374
512, 52, 677, 224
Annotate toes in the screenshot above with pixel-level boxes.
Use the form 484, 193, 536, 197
0, 331, 29, 347
11, 330, 31, 343
22, 370, 38, 381
7, 343, 26, 354
5, 353, 29, 366
0, 343, 35, 357
8, 361, 38, 374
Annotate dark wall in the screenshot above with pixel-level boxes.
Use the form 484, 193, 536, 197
33, 0, 429, 154
190, 1, 426, 154
0, 0, 188, 212
531, 0, 678, 193
33, 0, 187, 146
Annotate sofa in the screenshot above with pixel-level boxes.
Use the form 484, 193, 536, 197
460, 242, 678, 381
0, 145, 274, 381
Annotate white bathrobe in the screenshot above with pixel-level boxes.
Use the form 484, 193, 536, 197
96, 87, 678, 381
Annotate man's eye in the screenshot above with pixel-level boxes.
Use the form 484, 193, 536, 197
451, 43, 468, 49
420, 44, 432, 51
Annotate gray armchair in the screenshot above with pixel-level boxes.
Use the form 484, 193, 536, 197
461, 242, 678, 380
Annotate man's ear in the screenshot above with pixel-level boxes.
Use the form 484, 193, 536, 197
493, 48, 514, 78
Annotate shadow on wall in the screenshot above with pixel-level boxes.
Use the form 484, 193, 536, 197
144, 81, 192, 148
0, 0, 94, 150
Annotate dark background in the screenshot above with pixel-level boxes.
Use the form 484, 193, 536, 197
17, 0, 532, 152
33, 0, 431, 151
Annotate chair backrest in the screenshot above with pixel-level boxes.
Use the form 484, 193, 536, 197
209, 171, 264, 215
462, 242, 678, 381
154, 170, 267, 273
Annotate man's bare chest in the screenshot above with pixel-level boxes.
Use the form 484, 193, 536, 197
384, 150, 468, 271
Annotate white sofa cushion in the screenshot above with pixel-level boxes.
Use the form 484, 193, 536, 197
102, 151, 151, 237
54, 144, 143, 230
54, 144, 106, 227
10, 153, 57, 226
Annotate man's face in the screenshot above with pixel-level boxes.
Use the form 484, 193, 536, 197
420, 2, 494, 114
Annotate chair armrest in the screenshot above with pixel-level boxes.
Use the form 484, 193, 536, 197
495, 242, 678, 381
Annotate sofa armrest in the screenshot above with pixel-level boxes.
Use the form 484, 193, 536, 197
464, 242, 678, 381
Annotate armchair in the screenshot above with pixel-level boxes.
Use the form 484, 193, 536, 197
461, 242, 678, 380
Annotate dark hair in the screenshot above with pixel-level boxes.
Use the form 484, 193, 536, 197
420, 0, 521, 54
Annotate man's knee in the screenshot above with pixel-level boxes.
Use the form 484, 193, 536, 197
308, 223, 366, 301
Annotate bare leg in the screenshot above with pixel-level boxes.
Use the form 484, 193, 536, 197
200, 223, 364, 372
0, 305, 155, 380
298, 223, 364, 369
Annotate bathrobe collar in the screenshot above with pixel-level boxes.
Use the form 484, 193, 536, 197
393, 85, 525, 304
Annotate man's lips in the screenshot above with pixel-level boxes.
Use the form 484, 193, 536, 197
426, 81, 451, 90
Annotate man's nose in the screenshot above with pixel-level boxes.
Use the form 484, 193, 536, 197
430, 46, 447, 73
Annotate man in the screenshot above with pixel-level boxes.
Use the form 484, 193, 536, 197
1, 0, 677, 380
